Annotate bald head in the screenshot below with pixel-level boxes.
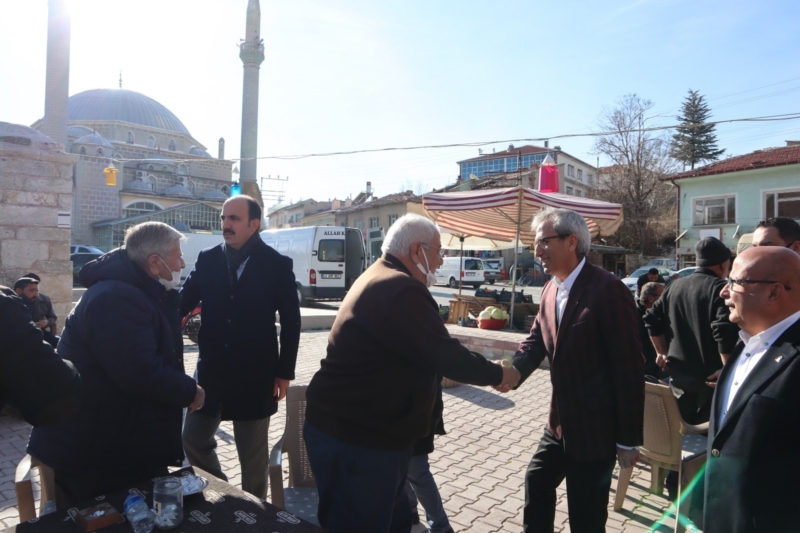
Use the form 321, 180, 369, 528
722, 247, 800, 335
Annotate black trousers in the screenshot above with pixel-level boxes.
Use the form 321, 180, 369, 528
54, 466, 168, 511
524, 428, 615, 533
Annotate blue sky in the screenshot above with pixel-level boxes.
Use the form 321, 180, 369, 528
1, 0, 799, 207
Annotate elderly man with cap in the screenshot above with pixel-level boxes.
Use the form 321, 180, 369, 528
644, 237, 740, 508
704, 246, 800, 532
645, 237, 740, 424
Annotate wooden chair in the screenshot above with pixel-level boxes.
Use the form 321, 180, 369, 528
268, 385, 319, 526
613, 382, 708, 533
15, 454, 56, 522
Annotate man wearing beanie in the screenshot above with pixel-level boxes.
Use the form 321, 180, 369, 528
644, 237, 739, 424
643, 237, 740, 514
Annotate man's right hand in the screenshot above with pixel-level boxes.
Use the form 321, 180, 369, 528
494, 365, 521, 393
188, 385, 205, 413
656, 353, 669, 370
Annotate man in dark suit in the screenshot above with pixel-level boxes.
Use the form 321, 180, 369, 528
704, 246, 800, 533
504, 207, 644, 533
637, 267, 665, 299
181, 195, 301, 500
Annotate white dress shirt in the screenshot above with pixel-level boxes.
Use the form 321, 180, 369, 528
552, 257, 586, 326
717, 309, 800, 425
237, 256, 250, 279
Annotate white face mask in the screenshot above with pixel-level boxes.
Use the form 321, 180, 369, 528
416, 249, 437, 288
158, 257, 182, 291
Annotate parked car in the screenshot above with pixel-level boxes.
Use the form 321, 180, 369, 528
481, 258, 503, 284
621, 267, 673, 294
71, 252, 103, 284
644, 257, 677, 270
675, 267, 697, 278
70, 244, 104, 255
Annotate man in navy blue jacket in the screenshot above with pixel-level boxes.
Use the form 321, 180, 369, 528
28, 222, 203, 509
181, 195, 301, 500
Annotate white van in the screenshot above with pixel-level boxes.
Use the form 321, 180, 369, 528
181, 232, 225, 283
260, 226, 367, 305
435, 256, 486, 289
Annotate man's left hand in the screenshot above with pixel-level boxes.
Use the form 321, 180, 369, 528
274, 378, 291, 401
35, 318, 48, 329
617, 447, 640, 469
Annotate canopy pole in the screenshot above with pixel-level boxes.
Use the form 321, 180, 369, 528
509, 186, 523, 330
458, 236, 464, 297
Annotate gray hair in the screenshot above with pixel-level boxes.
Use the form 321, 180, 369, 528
531, 207, 592, 258
641, 281, 664, 302
124, 221, 186, 268
381, 214, 438, 257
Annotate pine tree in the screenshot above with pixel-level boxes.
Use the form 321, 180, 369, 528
671, 89, 725, 169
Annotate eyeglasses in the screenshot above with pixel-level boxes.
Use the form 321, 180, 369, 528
420, 242, 444, 257
534, 234, 566, 249
726, 278, 791, 291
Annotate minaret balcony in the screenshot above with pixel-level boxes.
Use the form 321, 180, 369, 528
239, 42, 265, 64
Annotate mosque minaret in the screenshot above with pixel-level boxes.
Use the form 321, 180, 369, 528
41, 0, 70, 148
238, 0, 265, 205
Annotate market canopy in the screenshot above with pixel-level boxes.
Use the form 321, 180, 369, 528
439, 228, 521, 251
423, 186, 624, 244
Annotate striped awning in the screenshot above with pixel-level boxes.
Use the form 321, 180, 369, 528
423, 186, 623, 244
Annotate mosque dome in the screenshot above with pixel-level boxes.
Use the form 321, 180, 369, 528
203, 189, 228, 201
67, 89, 191, 136
67, 125, 94, 138
73, 132, 113, 148
164, 183, 194, 198
189, 145, 212, 157
122, 178, 155, 194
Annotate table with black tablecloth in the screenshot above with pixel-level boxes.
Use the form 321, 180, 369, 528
4, 467, 322, 533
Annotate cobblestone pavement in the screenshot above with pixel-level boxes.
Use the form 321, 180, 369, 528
0, 330, 690, 532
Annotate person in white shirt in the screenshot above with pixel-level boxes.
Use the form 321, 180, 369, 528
704, 246, 800, 533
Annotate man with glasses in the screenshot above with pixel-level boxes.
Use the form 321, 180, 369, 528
504, 207, 644, 533
704, 246, 800, 533
752, 217, 800, 254
304, 213, 519, 533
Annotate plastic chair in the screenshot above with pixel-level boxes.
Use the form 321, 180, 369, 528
15, 454, 56, 522
613, 382, 708, 533
268, 385, 319, 526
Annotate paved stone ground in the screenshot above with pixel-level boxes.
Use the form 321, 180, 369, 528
0, 330, 694, 532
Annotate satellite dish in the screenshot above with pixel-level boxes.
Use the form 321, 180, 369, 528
469, 174, 478, 180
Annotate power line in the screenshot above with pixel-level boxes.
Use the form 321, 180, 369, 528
78, 112, 800, 167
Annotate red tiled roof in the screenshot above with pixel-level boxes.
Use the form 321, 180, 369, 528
666, 145, 800, 181
457, 145, 549, 164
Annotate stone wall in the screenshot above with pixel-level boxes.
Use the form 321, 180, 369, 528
0, 122, 77, 324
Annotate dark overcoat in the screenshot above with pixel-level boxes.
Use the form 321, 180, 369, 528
512, 260, 645, 462
180, 239, 301, 421
28, 249, 197, 473
703, 319, 800, 533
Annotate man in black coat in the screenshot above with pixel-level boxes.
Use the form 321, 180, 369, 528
636, 267, 665, 299
0, 286, 82, 427
181, 196, 301, 500
704, 246, 800, 533
28, 222, 204, 509
644, 237, 739, 424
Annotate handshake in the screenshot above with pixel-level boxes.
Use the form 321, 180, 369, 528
493, 360, 521, 393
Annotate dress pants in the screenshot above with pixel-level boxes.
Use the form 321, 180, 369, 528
182, 407, 270, 500
303, 421, 413, 533
405, 454, 452, 533
524, 428, 615, 533
54, 466, 168, 511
